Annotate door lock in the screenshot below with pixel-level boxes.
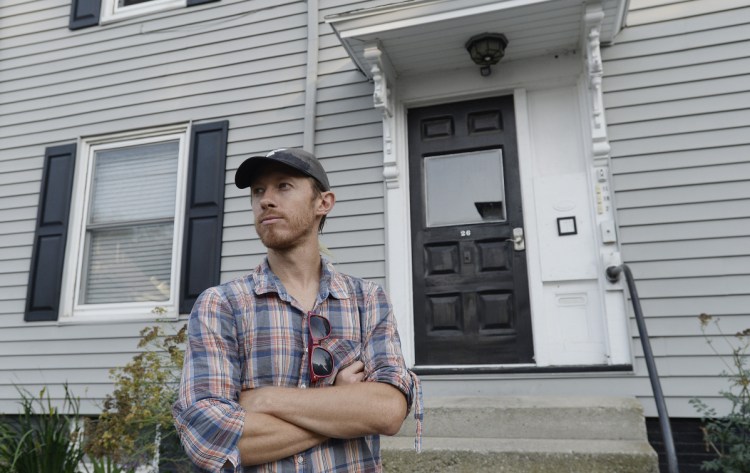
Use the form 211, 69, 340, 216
506, 227, 525, 251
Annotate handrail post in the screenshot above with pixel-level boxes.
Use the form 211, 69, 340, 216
607, 264, 679, 473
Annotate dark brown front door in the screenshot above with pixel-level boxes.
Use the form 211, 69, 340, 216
409, 95, 533, 366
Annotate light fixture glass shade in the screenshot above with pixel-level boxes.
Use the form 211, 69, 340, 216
465, 33, 509, 67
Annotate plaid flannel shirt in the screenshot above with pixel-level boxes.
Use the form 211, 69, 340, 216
173, 258, 421, 472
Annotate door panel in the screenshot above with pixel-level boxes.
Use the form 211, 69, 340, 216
409, 95, 533, 366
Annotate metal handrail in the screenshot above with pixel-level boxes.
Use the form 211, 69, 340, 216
606, 263, 679, 473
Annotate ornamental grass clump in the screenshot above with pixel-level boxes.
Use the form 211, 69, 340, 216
0, 385, 85, 473
689, 313, 750, 473
83, 323, 190, 472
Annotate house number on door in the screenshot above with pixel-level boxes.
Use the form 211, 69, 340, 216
460, 230, 472, 237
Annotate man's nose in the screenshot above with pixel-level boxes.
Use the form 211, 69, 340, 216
259, 190, 276, 209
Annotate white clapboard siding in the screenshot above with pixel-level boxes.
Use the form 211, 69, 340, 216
602, 0, 750, 416
0, 0, 391, 412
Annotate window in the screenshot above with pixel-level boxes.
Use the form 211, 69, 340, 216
69, 0, 220, 31
60, 126, 189, 322
424, 149, 507, 227
100, 0, 186, 23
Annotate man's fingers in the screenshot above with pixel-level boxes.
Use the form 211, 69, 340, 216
345, 360, 364, 374
335, 360, 366, 386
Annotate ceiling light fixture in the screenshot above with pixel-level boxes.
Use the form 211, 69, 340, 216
465, 33, 509, 76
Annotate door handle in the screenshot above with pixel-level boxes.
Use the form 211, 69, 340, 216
505, 227, 525, 251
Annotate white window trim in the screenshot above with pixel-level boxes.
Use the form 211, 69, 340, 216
59, 124, 190, 324
100, 0, 187, 24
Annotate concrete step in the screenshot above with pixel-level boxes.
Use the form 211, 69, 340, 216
382, 396, 659, 473
396, 396, 649, 441
382, 437, 658, 473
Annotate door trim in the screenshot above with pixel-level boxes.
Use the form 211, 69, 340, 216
372, 51, 631, 370
381, 88, 541, 368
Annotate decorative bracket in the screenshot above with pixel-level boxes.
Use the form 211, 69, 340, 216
363, 43, 400, 188
584, 3, 610, 165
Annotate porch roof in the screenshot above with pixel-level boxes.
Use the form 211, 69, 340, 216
326, 0, 629, 79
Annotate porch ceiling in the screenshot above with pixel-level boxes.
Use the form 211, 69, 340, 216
326, 0, 628, 79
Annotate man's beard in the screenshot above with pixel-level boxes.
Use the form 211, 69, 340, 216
257, 208, 317, 251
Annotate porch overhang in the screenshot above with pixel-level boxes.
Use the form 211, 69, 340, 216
326, 0, 629, 80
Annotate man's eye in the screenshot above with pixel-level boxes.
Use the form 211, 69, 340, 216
279, 182, 291, 189
252, 188, 264, 196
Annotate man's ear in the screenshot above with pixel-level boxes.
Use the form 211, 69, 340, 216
316, 191, 335, 216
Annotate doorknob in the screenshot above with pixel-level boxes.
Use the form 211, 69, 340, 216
506, 227, 525, 251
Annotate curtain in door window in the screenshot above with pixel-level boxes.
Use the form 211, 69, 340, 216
81, 141, 179, 304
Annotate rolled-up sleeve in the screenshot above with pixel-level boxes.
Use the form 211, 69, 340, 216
361, 284, 415, 413
172, 288, 245, 472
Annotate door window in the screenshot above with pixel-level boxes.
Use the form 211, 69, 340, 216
424, 149, 506, 227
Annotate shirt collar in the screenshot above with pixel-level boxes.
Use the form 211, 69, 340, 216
252, 256, 350, 301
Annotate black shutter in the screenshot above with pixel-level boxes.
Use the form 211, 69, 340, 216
69, 0, 101, 30
180, 121, 229, 313
25, 144, 77, 322
187, 0, 221, 6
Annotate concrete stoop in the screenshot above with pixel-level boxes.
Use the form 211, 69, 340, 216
381, 396, 659, 473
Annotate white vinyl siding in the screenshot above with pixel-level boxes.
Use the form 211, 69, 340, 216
602, 0, 750, 415
0, 0, 389, 412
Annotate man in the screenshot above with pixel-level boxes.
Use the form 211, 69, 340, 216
173, 148, 421, 472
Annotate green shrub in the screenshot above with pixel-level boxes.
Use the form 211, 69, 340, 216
83, 323, 191, 472
85, 456, 135, 473
689, 313, 750, 473
0, 385, 85, 473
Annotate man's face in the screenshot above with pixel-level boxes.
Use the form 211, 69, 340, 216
250, 164, 321, 251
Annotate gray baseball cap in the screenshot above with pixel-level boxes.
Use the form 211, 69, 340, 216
235, 148, 330, 191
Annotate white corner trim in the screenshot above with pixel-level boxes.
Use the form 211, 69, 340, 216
362, 42, 400, 190
584, 2, 610, 165
581, 2, 631, 365
303, 0, 319, 153
361, 43, 416, 366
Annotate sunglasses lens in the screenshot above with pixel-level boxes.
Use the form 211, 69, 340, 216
309, 315, 330, 341
311, 347, 333, 377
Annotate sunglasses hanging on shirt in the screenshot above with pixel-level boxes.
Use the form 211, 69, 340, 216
308, 313, 333, 383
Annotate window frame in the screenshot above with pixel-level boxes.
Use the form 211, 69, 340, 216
99, 0, 186, 24
59, 124, 190, 324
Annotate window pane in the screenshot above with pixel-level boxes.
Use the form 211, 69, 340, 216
80, 138, 180, 306
424, 150, 506, 227
90, 141, 179, 225
82, 223, 174, 304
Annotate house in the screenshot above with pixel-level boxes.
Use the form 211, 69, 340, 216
1, 0, 748, 470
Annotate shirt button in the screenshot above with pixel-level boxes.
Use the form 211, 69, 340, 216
296, 455, 304, 464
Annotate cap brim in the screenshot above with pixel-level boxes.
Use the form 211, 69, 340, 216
235, 156, 271, 189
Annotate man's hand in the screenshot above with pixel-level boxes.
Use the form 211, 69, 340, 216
240, 388, 263, 412
335, 361, 365, 386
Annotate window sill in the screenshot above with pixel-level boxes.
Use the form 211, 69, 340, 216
58, 307, 179, 325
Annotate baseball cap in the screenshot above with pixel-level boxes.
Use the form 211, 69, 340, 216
235, 148, 330, 191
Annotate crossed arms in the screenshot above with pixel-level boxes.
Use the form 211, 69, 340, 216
236, 361, 407, 466
175, 284, 413, 471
